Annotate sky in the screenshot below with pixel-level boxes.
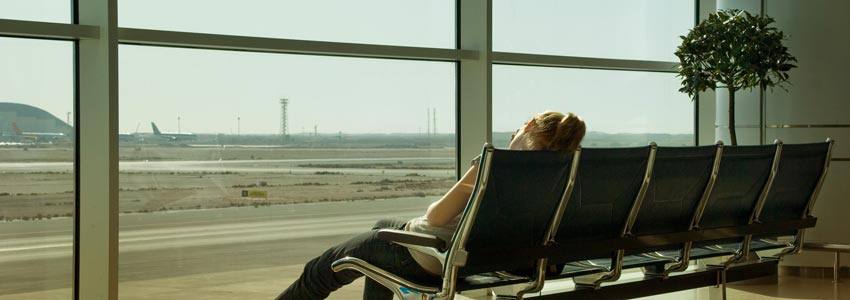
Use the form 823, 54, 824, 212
0, 0, 694, 135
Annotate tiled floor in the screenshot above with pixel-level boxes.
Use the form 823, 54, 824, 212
284, 269, 850, 300
725, 276, 849, 300
1, 267, 845, 299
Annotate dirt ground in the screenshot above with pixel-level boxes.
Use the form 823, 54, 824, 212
0, 146, 456, 221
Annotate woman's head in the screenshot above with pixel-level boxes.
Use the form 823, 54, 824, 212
508, 111, 586, 152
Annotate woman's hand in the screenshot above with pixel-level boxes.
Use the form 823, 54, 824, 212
424, 164, 479, 226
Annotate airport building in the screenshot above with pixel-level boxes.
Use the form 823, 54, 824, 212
0, 102, 72, 137
1, 1, 849, 300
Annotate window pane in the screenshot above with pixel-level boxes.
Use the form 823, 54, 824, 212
0, 0, 71, 23
119, 0, 455, 48
493, 65, 693, 148
118, 45, 456, 299
0, 38, 74, 298
493, 0, 694, 61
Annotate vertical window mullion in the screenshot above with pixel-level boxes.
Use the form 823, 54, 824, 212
75, 0, 119, 299
458, 0, 492, 175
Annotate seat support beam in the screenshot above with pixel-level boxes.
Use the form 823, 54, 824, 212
532, 260, 778, 300
467, 217, 817, 267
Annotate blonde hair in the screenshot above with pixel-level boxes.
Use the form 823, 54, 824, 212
526, 111, 586, 152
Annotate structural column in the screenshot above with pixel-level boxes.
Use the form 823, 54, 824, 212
697, 0, 717, 145
457, 0, 492, 174
713, 0, 763, 145
76, 0, 119, 299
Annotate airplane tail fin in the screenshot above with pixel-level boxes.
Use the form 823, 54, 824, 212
11, 122, 21, 135
151, 122, 161, 135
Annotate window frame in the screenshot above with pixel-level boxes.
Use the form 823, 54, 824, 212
0, 0, 698, 298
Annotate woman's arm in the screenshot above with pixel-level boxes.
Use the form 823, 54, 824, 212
424, 163, 479, 226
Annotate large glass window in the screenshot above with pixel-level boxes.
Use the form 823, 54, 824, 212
493, 65, 693, 148
493, 0, 694, 61
0, 37, 74, 298
117, 45, 456, 299
0, 0, 71, 23
118, 0, 455, 48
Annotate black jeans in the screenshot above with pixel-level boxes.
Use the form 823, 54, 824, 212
276, 218, 437, 300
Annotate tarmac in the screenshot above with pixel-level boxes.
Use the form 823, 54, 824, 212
0, 197, 432, 298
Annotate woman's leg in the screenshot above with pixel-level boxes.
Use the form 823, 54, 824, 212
370, 218, 409, 230
362, 276, 395, 299
277, 220, 433, 300
362, 218, 417, 299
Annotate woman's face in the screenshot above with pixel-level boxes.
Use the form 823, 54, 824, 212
508, 119, 534, 150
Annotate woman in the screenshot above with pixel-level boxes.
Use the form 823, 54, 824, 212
277, 111, 586, 300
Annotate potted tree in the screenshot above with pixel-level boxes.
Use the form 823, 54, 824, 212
676, 9, 796, 145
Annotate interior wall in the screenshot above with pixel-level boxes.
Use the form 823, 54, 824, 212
764, 0, 850, 268
699, 0, 850, 268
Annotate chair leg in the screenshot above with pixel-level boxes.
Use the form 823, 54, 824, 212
835, 251, 841, 284
573, 250, 625, 289
485, 289, 524, 300
644, 246, 692, 278
719, 268, 728, 300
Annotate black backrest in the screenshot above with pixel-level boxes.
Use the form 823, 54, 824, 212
759, 142, 830, 234
554, 147, 651, 245
698, 145, 776, 231
460, 149, 574, 274
632, 146, 716, 236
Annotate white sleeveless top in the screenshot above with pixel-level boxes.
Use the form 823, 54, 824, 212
404, 155, 480, 275
404, 215, 460, 275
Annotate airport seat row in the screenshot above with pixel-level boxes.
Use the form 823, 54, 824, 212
332, 140, 834, 300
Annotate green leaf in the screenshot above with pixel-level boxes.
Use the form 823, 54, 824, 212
675, 9, 797, 97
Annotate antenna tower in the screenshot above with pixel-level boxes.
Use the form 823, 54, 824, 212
432, 108, 437, 136
280, 98, 289, 143
426, 108, 431, 137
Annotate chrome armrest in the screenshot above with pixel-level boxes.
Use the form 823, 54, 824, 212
377, 229, 447, 252
377, 229, 449, 268
331, 256, 440, 297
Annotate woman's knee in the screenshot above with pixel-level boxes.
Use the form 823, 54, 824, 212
371, 218, 406, 230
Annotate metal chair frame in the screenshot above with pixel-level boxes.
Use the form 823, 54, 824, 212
774, 138, 834, 259
572, 143, 658, 289
643, 141, 725, 278
707, 139, 834, 300
333, 144, 582, 300
329, 140, 833, 300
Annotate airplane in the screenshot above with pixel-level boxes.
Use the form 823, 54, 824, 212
151, 122, 197, 141
11, 122, 66, 142
119, 123, 143, 142
118, 132, 137, 141
0, 128, 12, 138
0, 128, 23, 144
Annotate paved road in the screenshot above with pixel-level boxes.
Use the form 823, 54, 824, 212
0, 157, 454, 175
0, 197, 435, 295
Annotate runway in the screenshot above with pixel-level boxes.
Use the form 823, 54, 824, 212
0, 156, 453, 175
0, 197, 434, 296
